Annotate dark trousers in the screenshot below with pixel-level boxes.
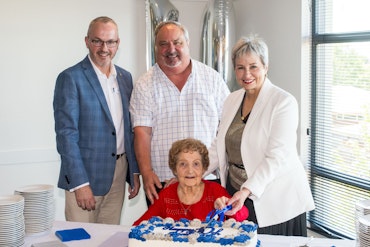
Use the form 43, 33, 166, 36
226, 175, 307, 236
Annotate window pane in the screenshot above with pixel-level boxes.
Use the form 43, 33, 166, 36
312, 0, 370, 240
316, 0, 370, 34
311, 176, 369, 238
315, 42, 370, 181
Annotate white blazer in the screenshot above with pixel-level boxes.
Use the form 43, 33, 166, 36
207, 78, 315, 227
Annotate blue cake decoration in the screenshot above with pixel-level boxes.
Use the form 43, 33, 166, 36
129, 216, 259, 246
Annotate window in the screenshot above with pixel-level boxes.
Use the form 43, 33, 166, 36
309, 0, 370, 239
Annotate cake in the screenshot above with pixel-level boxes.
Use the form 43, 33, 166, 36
129, 216, 260, 247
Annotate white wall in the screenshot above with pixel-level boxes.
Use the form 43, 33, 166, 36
0, 0, 307, 226
0, 0, 149, 225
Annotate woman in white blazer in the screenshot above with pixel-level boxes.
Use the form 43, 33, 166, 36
206, 35, 315, 236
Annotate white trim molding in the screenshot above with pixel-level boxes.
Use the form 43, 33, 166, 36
0, 148, 60, 166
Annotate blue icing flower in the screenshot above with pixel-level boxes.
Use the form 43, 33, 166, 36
180, 218, 190, 223
234, 234, 250, 243
219, 237, 234, 246
128, 229, 146, 241
240, 224, 258, 232
208, 220, 222, 228
172, 235, 189, 243
163, 223, 172, 229
149, 216, 162, 223
197, 234, 216, 243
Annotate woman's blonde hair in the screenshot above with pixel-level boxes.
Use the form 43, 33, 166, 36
231, 34, 269, 68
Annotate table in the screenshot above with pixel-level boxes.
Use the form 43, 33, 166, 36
23, 221, 356, 247
23, 221, 129, 247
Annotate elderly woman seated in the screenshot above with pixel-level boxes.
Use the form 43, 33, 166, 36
133, 138, 248, 225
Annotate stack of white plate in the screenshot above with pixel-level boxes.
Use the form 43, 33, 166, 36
14, 184, 55, 235
0, 194, 25, 247
357, 214, 370, 247
355, 199, 370, 247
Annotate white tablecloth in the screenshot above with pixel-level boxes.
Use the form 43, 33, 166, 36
23, 221, 356, 247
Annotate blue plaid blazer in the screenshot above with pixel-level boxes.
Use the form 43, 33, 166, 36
53, 56, 138, 196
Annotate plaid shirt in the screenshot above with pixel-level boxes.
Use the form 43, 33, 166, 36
130, 60, 230, 181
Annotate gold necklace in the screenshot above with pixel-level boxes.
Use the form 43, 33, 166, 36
178, 184, 204, 215
240, 92, 250, 123
180, 203, 192, 215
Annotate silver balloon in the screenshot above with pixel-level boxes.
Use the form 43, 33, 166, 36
201, 0, 237, 91
145, 0, 179, 69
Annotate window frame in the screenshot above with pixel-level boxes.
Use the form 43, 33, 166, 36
309, 0, 370, 239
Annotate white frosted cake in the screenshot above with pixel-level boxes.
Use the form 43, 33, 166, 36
129, 216, 260, 247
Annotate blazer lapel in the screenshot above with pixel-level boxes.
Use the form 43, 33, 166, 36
116, 69, 129, 112
81, 56, 114, 125
245, 78, 273, 127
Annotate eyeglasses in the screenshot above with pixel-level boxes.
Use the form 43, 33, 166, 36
89, 39, 118, 48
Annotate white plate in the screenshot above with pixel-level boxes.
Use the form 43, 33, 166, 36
15, 184, 53, 193
0, 195, 24, 206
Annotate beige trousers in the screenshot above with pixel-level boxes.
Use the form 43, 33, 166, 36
65, 154, 128, 224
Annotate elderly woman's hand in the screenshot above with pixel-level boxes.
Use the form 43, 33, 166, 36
224, 188, 250, 216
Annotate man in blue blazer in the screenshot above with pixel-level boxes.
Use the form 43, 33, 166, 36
53, 16, 140, 224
